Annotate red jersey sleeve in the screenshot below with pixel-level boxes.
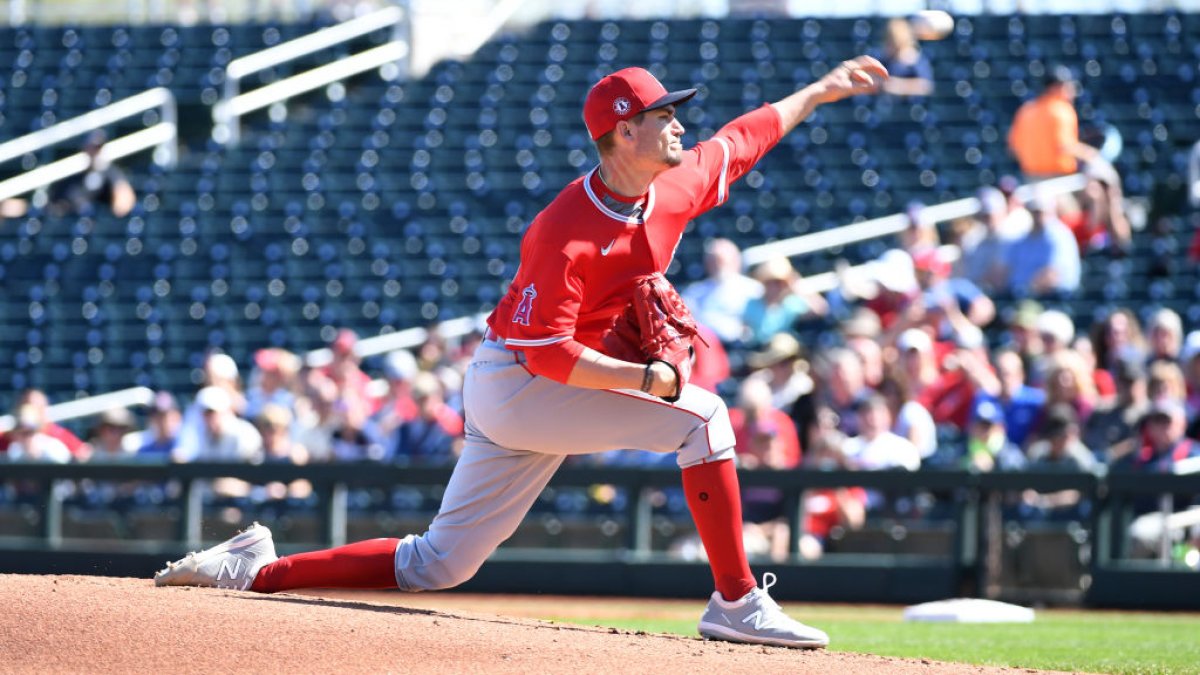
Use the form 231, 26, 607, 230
670, 104, 783, 217
496, 245, 589, 383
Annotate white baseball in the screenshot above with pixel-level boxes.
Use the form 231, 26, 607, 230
909, 10, 954, 41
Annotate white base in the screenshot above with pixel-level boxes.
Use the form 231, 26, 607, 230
903, 598, 1035, 623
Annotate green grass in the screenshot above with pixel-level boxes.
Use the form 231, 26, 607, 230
547, 605, 1200, 675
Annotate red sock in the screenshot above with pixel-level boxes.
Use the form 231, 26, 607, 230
251, 538, 401, 593
681, 459, 756, 602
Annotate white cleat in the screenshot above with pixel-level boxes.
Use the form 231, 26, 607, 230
697, 572, 829, 649
154, 522, 278, 591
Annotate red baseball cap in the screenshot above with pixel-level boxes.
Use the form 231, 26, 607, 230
912, 248, 951, 278
583, 67, 697, 141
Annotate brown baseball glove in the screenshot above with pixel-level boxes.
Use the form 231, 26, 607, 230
600, 272, 706, 402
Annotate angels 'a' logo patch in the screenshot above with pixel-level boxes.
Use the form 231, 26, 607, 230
613, 97, 631, 115
511, 283, 537, 326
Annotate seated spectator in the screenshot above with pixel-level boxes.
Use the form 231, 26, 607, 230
1021, 405, 1096, 521
793, 347, 872, 443
1145, 308, 1184, 367
1148, 360, 1188, 405
135, 392, 182, 459
1030, 308, 1076, 386
798, 429, 868, 560
842, 394, 921, 471
1071, 333, 1116, 405
1042, 350, 1098, 428
958, 186, 1016, 293
730, 378, 801, 471
47, 130, 137, 218
1091, 307, 1148, 377
1033, 310, 1113, 398
961, 399, 1026, 472
257, 404, 313, 501
878, 17, 933, 99
259, 405, 309, 466
393, 372, 464, 465
83, 408, 138, 462
879, 374, 936, 461
4, 405, 72, 463
295, 377, 339, 463
0, 389, 86, 459
1063, 164, 1132, 255
842, 311, 885, 390
916, 327, 999, 431
895, 327, 939, 401
743, 257, 827, 347
370, 349, 420, 444
1026, 405, 1097, 472
913, 248, 995, 330
314, 328, 376, 420
976, 347, 1046, 449
1111, 400, 1198, 477
1007, 65, 1112, 180
1002, 300, 1046, 376
172, 386, 263, 463
681, 238, 762, 345
1083, 357, 1149, 461
245, 348, 301, 421
175, 352, 246, 459
1004, 191, 1081, 298
744, 332, 813, 412
330, 402, 388, 463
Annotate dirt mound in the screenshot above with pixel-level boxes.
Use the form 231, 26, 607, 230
1, 574, 1044, 674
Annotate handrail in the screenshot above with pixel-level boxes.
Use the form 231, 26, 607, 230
0, 88, 177, 170
742, 173, 1088, 267
0, 386, 155, 434
307, 314, 483, 369
213, 7, 409, 146
223, 6, 405, 103
0, 123, 176, 203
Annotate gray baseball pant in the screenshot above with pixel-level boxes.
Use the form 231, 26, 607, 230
393, 338, 736, 591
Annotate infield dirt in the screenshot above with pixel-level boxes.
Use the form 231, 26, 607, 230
0, 574, 1069, 674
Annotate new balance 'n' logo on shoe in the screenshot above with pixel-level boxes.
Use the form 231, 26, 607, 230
697, 573, 829, 649
154, 522, 278, 591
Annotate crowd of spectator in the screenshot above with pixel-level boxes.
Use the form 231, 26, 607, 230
3, 163, 1197, 559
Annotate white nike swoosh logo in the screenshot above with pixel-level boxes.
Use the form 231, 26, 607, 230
600, 239, 617, 256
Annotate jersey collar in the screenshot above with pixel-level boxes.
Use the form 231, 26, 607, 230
583, 166, 655, 224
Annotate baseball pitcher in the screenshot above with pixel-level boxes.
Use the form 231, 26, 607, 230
156, 56, 889, 649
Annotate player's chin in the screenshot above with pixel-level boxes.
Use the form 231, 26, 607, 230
663, 150, 683, 167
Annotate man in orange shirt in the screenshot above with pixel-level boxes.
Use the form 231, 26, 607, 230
1008, 65, 1130, 253
1008, 66, 1098, 177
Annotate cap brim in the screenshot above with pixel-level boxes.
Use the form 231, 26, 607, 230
644, 88, 697, 113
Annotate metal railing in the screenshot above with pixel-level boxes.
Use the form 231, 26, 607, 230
212, 6, 409, 146
0, 87, 178, 202
2, 462, 1197, 604
742, 173, 1087, 267
0, 387, 156, 434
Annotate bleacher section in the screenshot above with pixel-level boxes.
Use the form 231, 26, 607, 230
0, 13, 1197, 408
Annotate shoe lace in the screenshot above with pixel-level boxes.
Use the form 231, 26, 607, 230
754, 572, 785, 619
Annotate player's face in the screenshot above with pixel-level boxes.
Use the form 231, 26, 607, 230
635, 106, 685, 168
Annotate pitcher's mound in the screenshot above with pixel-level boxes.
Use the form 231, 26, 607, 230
2, 574, 1045, 674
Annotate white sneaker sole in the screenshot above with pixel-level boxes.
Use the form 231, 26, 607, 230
698, 621, 829, 649
154, 525, 276, 590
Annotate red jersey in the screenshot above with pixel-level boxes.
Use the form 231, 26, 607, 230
487, 105, 784, 382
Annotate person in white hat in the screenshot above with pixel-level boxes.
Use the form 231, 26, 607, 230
171, 386, 263, 464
